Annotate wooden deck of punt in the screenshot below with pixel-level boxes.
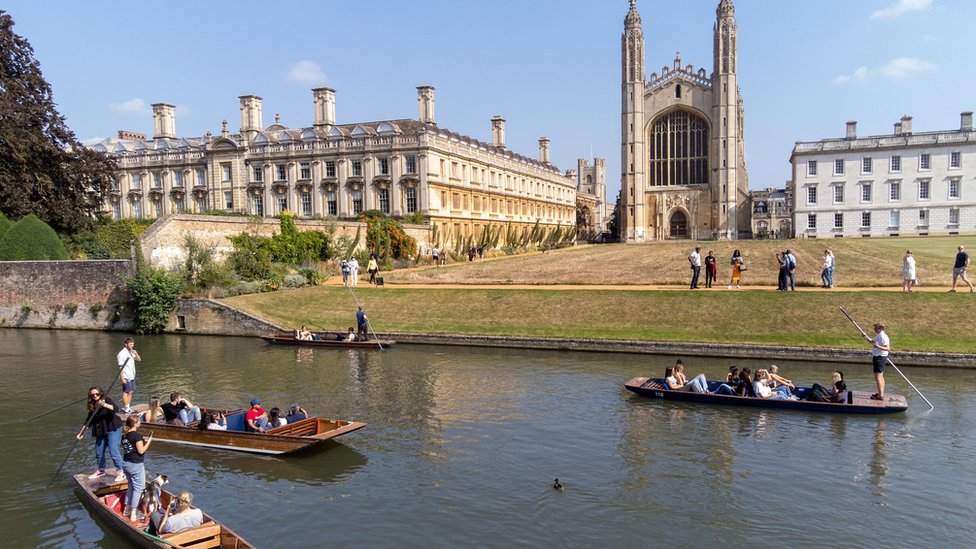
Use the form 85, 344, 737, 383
624, 377, 909, 414
260, 334, 395, 348
74, 472, 254, 548
131, 406, 367, 455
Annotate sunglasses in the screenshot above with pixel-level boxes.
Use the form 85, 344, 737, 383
90, 392, 101, 397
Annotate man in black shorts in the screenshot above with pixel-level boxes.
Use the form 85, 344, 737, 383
949, 245, 974, 292
865, 323, 890, 400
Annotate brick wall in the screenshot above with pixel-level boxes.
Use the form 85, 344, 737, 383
168, 299, 283, 336
0, 260, 135, 330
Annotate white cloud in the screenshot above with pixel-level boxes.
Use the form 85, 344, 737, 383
110, 98, 150, 115
833, 57, 935, 84
871, 0, 933, 20
287, 60, 327, 85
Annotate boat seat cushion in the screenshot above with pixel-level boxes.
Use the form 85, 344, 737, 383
224, 413, 246, 432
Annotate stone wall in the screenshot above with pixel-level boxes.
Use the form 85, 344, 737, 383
139, 214, 431, 268
0, 260, 135, 330
167, 299, 284, 336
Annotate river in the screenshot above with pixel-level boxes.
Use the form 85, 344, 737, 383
0, 329, 973, 548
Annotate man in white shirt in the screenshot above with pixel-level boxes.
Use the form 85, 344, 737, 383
349, 257, 359, 286
117, 337, 141, 413
866, 323, 890, 401
688, 246, 702, 290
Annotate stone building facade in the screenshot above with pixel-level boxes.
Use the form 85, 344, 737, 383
790, 113, 976, 238
750, 186, 793, 239
91, 86, 576, 248
620, 0, 750, 242
575, 157, 608, 236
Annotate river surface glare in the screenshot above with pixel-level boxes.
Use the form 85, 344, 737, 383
0, 329, 974, 548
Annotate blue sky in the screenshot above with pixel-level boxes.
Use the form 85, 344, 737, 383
4, 0, 973, 199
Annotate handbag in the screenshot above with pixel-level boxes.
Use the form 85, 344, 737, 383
739, 263, 749, 271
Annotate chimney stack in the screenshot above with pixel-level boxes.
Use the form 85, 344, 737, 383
491, 116, 506, 148
239, 95, 263, 136
845, 120, 857, 140
538, 137, 550, 163
894, 122, 902, 135
900, 115, 913, 135
962, 111, 973, 131
312, 87, 336, 128
151, 103, 176, 140
417, 85, 435, 124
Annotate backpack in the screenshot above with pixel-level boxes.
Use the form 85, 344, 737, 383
806, 383, 830, 402
787, 255, 796, 270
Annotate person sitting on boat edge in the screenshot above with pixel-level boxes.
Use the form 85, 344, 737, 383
140, 396, 164, 424
245, 399, 268, 432
664, 362, 707, 393
286, 404, 309, 424
753, 369, 794, 400
768, 365, 796, 395
267, 407, 287, 430
147, 491, 204, 536
345, 327, 357, 342
161, 392, 202, 426
296, 325, 313, 341
199, 412, 227, 431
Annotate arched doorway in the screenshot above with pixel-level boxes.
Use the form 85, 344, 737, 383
669, 211, 688, 239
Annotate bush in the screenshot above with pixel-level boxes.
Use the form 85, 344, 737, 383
228, 232, 275, 281
67, 230, 113, 259
95, 218, 153, 257
282, 274, 308, 288
0, 214, 69, 260
360, 213, 417, 260
126, 268, 186, 334
0, 213, 12, 242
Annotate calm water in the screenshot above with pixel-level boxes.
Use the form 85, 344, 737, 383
0, 329, 974, 548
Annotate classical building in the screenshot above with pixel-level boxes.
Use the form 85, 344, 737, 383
620, 0, 750, 242
575, 157, 608, 236
790, 113, 976, 238
749, 186, 793, 239
91, 86, 577, 248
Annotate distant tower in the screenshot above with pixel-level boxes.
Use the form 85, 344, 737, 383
620, 0, 646, 241
712, 0, 748, 239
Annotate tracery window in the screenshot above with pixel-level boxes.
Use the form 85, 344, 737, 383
648, 110, 709, 186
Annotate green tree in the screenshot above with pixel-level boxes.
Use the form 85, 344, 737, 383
126, 268, 185, 334
0, 11, 116, 235
0, 213, 68, 260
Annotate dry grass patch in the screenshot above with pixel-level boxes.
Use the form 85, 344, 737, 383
386, 236, 976, 288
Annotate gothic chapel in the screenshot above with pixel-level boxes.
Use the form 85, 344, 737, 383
620, 0, 750, 241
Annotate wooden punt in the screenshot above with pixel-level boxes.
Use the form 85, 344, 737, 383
624, 377, 908, 414
74, 472, 254, 548
259, 333, 395, 348
133, 407, 367, 455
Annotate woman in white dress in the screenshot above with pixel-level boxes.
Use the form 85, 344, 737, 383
903, 250, 917, 292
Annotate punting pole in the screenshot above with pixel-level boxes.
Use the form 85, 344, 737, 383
141, 530, 185, 548
49, 361, 129, 486
839, 307, 934, 410
25, 395, 88, 422
344, 285, 385, 351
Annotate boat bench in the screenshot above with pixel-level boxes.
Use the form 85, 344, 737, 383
162, 521, 220, 548
266, 417, 318, 437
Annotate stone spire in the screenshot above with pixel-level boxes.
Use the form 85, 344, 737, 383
717, 0, 735, 18
625, 0, 641, 28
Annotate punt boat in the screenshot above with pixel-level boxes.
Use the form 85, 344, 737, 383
624, 377, 908, 414
260, 333, 395, 348
74, 472, 254, 548
132, 407, 367, 455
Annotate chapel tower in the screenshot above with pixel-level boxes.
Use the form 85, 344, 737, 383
620, 0, 646, 241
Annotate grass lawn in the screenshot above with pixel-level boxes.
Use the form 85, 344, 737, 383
385, 235, 976, 288
222, 285, 976, 353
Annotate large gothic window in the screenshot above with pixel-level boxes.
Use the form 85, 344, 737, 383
648, 110, 709, 187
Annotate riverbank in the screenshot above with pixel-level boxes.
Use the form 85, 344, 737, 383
220, 285, 976, 357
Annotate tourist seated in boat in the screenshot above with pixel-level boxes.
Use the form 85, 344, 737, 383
286, 404, 309, 424
663, 362, 708, 393
828, 380, 848, 403
245, 399, 268, 432
161, 392, 202, 426
768, 365, 796, 395
140, 396, 165, 424
266, 407, 287, 430
296, 325, 313, 341
199, 412, 227, 431
726, 366, 738, 384
832, 370, 844, 384
753, 369, 793, 400
147, 491, 204, 536
345, 327, 357, 342
735, 368, 753, 397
